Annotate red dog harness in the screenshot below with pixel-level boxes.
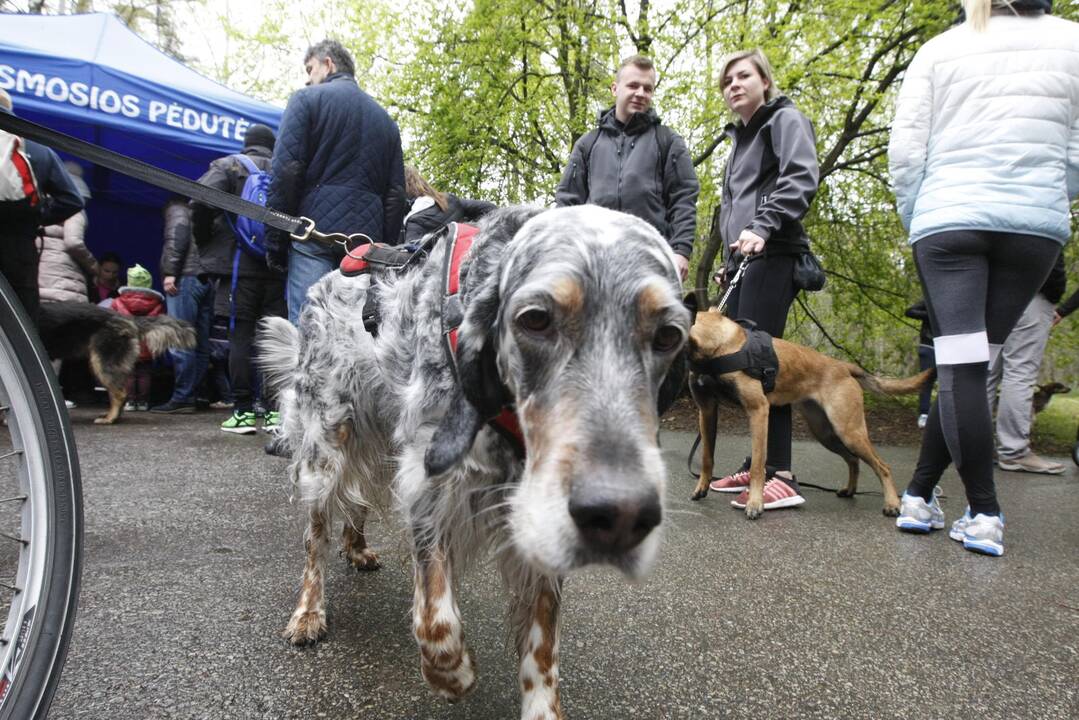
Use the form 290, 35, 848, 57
338, 223, 524, 455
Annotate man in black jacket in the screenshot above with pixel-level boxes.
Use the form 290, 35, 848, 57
265, 39, 406, 323
0, 89, 84, 323
554, 55, 699, 280
192, 124, 285, 434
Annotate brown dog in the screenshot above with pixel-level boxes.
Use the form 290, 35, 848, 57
688, 308, 933, 519
1031, 381, 1071, 415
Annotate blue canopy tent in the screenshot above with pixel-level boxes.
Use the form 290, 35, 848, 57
0, 12, 282, 283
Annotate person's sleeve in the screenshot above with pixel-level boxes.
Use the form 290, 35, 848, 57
38, 149, 84, 227
63, 211, 97, 276
265, 93, 310, 257
191, 160, 230, 249
888, 45, 934, 230
663, 133, 700, 258
904, 300, 929, 321
553, 138, 588, 207
746, 110, 818, 243
1067, 111, 1079, 201
161, 204, 193, 276
1058, 287, 1079, 319
382, 134, 407, 245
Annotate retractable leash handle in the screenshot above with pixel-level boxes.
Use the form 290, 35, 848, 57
0, 112, 356, 249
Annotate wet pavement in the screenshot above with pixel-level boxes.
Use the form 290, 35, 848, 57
50, 408, 1078, 719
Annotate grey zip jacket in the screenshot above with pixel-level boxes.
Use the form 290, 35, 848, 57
555, 107, 700, 258
720, 96, 818, 264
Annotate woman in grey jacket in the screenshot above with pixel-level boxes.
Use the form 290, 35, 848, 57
708, 48, 820, 512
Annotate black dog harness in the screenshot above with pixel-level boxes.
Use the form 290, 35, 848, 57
338, 223, 525, 455
689, 319, 780, 394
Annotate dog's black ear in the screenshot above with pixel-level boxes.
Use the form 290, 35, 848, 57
425, 387, 486, 476
682, 291, 699, 315
657, 350, 687, 416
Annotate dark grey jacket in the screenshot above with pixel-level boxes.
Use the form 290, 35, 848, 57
719, 97, 818, 263
159, 200, 200, 278
554, 107, 700, 258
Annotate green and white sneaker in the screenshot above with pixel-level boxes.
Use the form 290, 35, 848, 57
221, 410, 257, 435
262, 411, 281, 433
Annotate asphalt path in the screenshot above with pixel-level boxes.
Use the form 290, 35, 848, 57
49, 408, 1078, 719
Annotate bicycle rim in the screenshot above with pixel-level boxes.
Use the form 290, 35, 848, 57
0, 281, 82, 720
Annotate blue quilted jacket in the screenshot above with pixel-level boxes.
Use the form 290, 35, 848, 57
266, 73, 406, 253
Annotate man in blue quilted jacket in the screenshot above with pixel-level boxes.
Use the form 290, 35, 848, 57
266, 39, 406, 324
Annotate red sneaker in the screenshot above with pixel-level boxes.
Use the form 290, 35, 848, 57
709, 469, 750, 493
730, 478, 806, 510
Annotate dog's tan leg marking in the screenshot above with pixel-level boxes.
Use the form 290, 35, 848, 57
692, 398, 718, 500
413, 549, 476, 701
743, 389, 770, 520
822, 387, 901, 516
94, 387, 126, 425
517, 583, 564, 720
283, 504, 331, 645
340, 505, 380, 571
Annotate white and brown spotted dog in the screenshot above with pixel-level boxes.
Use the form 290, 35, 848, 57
259, 205, 689, 719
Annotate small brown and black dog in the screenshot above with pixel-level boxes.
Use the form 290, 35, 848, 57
1031, 381, 1071, 415
38, 302, 195, 424
687, 307, 933, 519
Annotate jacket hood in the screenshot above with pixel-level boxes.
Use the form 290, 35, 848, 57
597, 106, 661, 136
117, 286, 164, 303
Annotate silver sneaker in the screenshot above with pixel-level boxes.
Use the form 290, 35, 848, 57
949, 508, 1004, 557
896, 491, 945, 533
997, 453, 1065, 475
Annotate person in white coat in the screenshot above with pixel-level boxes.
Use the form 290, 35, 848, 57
888, 0, 1078, 557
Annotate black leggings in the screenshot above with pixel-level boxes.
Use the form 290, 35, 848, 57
726, 253, 797, 473
228, 276, 287, 413
907, 230, 1060, 515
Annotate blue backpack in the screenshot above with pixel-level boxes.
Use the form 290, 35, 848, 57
225, 154, 270, 258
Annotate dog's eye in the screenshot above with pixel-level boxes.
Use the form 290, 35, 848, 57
516, 308, 552, 335
653, 325, 683, 353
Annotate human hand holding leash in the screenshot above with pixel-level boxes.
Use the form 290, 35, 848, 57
730, 229, 766, 256
673, 254, 689, 281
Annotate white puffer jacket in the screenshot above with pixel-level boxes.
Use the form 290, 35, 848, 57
888, 13, 1079, 245
37, 211, 98, 304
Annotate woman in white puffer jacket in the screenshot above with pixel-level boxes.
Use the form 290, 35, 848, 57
37, 209, 98, 304
888, 0, 1078, 558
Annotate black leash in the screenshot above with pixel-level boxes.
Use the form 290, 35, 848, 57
0, 112, 370, 251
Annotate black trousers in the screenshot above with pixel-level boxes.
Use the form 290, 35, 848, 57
908, 230, 1060, 515
225, 275, 286, 413
726, 253, 798, 473
0, 229, 40, 324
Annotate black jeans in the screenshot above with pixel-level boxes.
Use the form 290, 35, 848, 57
908, 230, 1060, 515
0, 229, 40, 324
226, 275, 286, 413
726, 253, 797, 473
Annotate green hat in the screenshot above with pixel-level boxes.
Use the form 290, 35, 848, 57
126, 263, 152, 289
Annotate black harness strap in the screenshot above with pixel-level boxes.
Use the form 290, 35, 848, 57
689, 319, 779, 394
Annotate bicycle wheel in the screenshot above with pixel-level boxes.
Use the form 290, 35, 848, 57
0, 275, 82, 720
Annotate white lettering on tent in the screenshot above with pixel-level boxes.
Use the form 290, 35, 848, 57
45, 76, 69, 102
69, 82, 90, 107
2, 62, 267, 143
15, 70, 45, 96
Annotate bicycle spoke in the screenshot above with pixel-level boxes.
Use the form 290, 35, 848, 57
0, 497, 26, 505
0, 531, 25, 547
0, 450, 22, 461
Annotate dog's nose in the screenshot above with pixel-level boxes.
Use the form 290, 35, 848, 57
568, 484, 662, 555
